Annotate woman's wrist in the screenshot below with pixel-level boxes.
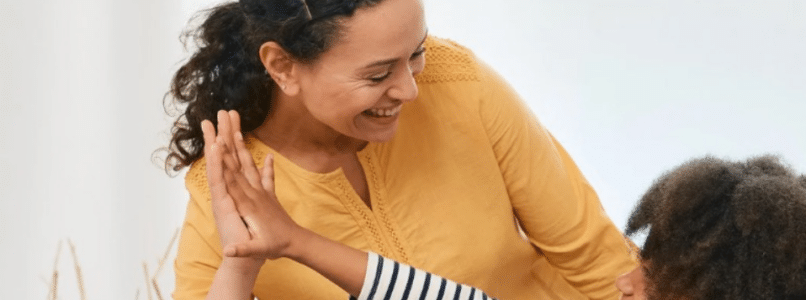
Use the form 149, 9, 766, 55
207, 257, 264, 300
220, 256, 264, 276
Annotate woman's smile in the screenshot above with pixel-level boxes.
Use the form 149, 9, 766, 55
362, 104, 403, 118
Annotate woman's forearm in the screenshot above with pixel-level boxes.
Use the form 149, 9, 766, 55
205, 257, 263, 300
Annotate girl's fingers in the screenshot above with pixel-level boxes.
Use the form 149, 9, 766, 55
220, 140, 241, 173
219, 139, 260, 199
223, 241, 265, 258
222, 167, 257, 214
226, 161, 262, 202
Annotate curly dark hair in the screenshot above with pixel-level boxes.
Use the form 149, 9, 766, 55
158, 0, 383, 174
626, 155, 806, 300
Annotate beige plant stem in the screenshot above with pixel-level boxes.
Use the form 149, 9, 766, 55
142, 262, 153, 300
50, 272, 59, 300
150, 228, 179, 300
44, 228, 182, 300
48, 240, 62, 300
153, 228, 179, 278
67, 239, 87, 300
152, 278, 164, 300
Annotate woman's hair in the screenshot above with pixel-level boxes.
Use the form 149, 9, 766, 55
160, 0, 383, 173
626, 155, 806, 300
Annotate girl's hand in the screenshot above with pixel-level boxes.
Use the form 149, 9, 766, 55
208, 111, 370, 296
213, 111, 307, 261
201, 111, 262, 265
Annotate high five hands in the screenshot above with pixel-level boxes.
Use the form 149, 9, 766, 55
201, 110, 382, 296
201, 110, 305, 262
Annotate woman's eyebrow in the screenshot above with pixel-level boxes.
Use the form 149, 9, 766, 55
360, 30, 429, 70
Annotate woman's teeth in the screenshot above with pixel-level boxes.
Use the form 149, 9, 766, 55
365, 105, 402, 117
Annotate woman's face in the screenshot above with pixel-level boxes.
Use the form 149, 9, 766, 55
615, 264, 648, 300
294, 0, 427, 142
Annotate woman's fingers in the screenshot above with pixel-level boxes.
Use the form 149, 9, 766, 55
228, 110, 242, 135
216, 110, 241, 170
202, 122, 227, 202
234, 131, 263, 189
201, 120, 216, 148
260, 154, 276, 194
225, 110, 260, 188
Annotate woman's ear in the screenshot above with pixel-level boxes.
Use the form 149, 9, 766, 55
259, 42, 301, 96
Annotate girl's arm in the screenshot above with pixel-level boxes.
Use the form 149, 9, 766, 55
210, 110, 496, 299
354, 252, 497, 300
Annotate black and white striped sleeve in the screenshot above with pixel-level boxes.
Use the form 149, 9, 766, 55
349, 252, 497, 300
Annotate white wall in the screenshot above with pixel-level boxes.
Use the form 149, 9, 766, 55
422, 0, 806, 230
1, 1, 189, 299
1, 0, 803, 298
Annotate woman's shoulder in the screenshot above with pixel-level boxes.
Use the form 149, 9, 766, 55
185, 156, 210, 197
184, 139, 268, 199
417, 36, 482, 85
410, 36, 519, 123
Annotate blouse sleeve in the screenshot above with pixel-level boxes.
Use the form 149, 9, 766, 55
351, 252, 497, 300
475, 61, 637, 300
173, 161, 225, 300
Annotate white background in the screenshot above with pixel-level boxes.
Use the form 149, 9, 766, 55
1, 0, 804, 299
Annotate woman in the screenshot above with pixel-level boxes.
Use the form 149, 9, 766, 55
165, 0, 636, 299
211, 137, 806, 300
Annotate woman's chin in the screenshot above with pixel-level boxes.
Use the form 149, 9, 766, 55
360, 127, 399, 143
353, 113, 401, 142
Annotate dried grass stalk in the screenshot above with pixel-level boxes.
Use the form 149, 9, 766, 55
44, 228, 183, 300
49, 272, 59, 300
154, 228, 179, 278
67, 239, 86, 300
143, 262, 153, 300
48, 240, 62, 300
150, 227, 179, 300
152, 278, 164, 300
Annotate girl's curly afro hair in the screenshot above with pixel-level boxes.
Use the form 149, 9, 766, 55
626, 155, 806, 300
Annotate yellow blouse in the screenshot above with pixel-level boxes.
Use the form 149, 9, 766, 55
174, 37, 638, 300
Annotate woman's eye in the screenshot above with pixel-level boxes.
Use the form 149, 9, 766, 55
369, 72, 392, 83
367, 48, 425, 83
411, 47, 426, 59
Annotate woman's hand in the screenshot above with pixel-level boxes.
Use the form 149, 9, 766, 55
202, 111, 262, 265
205, 110, 308, 261
205, 110, 372, 296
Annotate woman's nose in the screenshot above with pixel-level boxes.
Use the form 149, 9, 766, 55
387, 69, 419, 102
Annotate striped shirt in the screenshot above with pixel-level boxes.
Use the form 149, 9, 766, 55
350, 252, 497, 300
